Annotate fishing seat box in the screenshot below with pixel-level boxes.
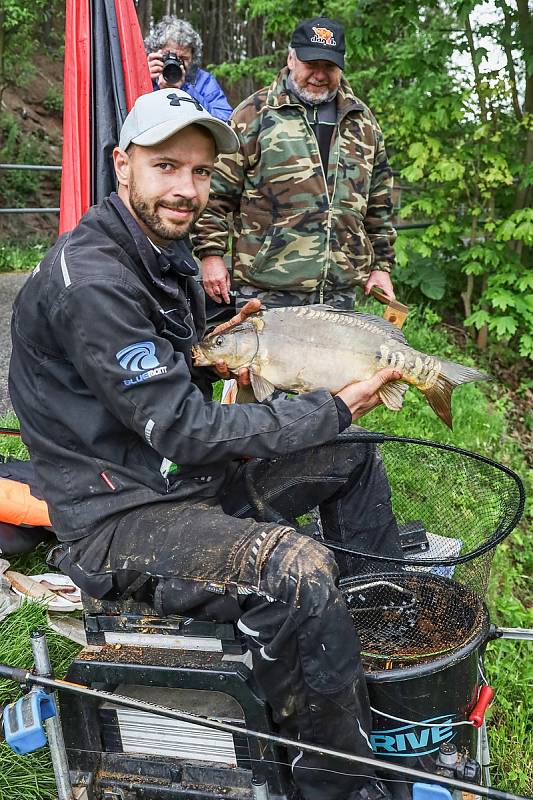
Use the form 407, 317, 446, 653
59, 594, 291, 799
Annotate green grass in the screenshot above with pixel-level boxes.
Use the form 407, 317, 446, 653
0, 241, 48, 274
0, 308, 531, 796
0, 604, 81, 800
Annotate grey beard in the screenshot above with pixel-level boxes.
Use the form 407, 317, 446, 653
287, 73, 338, 106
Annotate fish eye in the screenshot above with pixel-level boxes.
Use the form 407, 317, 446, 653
215, 335, 224, 346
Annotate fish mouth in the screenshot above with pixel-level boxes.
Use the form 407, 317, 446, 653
191, 345, 209, 366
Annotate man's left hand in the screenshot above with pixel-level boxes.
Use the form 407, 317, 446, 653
214, 363, 251, 387
364, 270, 395, 301
209, 299, 262, 384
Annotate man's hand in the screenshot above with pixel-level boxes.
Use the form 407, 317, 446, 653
209, 299, 262, 385
147, 50, 186, 89
208, 299, 262, 338
364, 270, 395, 301
202, 256, 231, 304
214, 363, 251, 388
336, 368, 403, 421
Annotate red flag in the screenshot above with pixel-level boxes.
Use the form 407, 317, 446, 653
59, 0, 151, 235
59, 0, 91, 235
114, 0, 153, 110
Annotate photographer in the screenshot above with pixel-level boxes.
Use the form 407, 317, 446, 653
145, 16, 232, 121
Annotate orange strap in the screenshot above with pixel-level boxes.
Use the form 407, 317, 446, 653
0, 479, 51, 527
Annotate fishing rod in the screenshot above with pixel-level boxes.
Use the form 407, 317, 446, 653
0, 662, 529, 800
0, 427, 21, 437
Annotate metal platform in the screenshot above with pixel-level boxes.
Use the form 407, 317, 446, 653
62, 598, 292, 799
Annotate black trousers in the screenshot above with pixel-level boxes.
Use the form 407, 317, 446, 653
64, 440, 401, 800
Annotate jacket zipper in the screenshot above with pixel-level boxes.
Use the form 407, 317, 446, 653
299, 105, 343, 303
300, 108, 334, 301
320, 133, 340, 303
272, 93, 360, 302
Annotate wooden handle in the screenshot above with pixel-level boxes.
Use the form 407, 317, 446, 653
369, 287, 410, 330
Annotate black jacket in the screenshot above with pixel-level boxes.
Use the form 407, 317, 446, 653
9, 195, 342, 540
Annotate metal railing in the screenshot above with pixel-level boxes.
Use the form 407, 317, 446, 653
0, 164, 61, 214
0, 163, 430, 229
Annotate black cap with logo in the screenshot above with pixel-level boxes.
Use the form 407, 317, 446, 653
290, 17, 345, 69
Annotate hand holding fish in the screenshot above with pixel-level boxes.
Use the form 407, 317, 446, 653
336, 368, 403, 421
209, 300, 262, 385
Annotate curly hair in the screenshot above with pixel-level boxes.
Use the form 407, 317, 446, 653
144, 16, 203, 68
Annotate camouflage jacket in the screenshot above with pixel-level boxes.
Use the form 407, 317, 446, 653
192, 68, 396, 294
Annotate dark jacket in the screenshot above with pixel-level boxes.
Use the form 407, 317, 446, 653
9, 194, 341, 540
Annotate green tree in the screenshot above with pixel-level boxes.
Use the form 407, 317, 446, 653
237, 0, 532, 357
0, 0, 64, 101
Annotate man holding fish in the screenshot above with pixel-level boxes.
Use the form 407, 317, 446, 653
194, 17, 396, 311
11, 89, 410, 800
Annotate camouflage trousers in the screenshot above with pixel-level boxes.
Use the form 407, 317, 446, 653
235, 283, 357, 310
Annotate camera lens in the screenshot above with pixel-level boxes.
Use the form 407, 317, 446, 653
162, 53, 184, 85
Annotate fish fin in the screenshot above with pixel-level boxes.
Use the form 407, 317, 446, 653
440, 359, 491, 386
379, 381, 409, 411
250, 371, 277, 402
306, 306, 408, 344
423, 362, 491, 429
236, 384, 258, 404
351, 312, 408, 343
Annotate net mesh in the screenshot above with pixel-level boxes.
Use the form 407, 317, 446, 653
341, 572, 488, 669
333, 437, 523, 667
244, 434, 523, 667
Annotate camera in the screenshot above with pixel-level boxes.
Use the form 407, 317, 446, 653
162, 52, 186, 85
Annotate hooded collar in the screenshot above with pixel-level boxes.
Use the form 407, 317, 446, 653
106, 193, 198, 297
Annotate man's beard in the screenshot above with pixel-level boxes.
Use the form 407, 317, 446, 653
129, 182, 200, 241
288, 73, 338, 106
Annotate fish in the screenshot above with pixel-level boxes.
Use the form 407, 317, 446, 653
192, 306, 490, 428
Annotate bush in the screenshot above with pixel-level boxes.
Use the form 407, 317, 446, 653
42, 87, 63, 116
0, 239, 49, 273
0, 113, 50, 208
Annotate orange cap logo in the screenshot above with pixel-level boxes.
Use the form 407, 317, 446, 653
311, 26, 336, 46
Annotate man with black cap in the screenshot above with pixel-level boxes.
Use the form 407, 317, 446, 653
194, 16, 396, 312
9, 88, 398, 800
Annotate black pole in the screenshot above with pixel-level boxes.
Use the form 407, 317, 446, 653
0, 663, 529, 800
0, 427, 21, 437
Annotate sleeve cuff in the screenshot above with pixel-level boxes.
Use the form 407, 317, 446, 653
333, 396, 352, 432
199, 248, 226, 259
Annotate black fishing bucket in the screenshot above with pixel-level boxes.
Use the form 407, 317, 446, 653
340, 570, 491, 782
366, 627, 484, 765
332, 435, 524, 789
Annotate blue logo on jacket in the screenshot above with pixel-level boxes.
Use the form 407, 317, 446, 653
116, 342, 160, 372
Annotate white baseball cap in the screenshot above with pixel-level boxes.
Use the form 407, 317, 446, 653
119, 89, 238, 154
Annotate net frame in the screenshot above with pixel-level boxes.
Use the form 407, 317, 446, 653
244, 432, 525, 567
243, 432, 524, 664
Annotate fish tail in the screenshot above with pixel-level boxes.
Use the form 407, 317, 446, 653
422, 361, 491, 429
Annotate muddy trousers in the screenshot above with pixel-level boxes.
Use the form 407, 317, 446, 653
66, 440, 401, 800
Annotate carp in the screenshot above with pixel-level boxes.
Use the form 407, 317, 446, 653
192, 306, 490, 428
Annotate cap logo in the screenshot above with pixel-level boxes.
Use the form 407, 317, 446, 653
166, 92, 204, 112
311, 26, 336, 46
